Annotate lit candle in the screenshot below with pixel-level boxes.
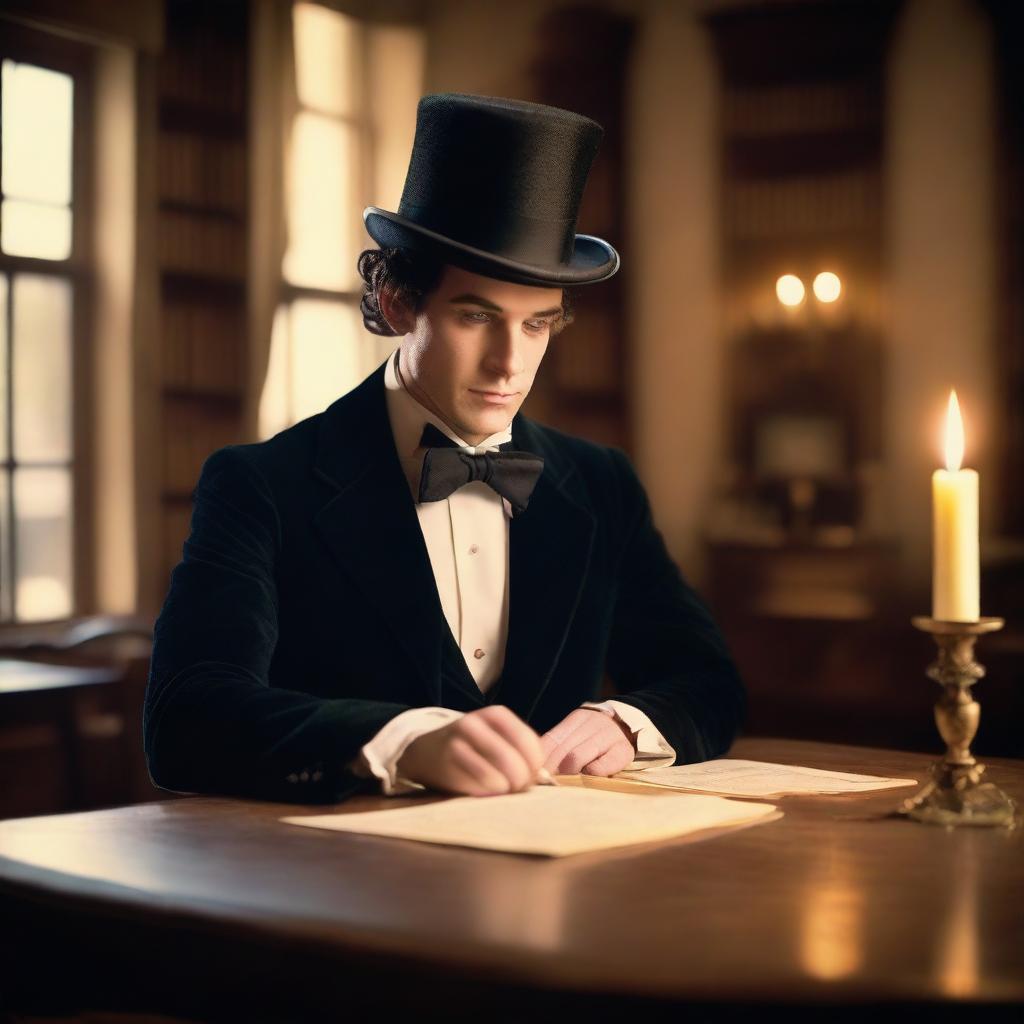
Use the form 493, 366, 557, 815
932, 391, 979, 622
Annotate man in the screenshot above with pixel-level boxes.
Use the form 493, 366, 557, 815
144, 93, 745, 803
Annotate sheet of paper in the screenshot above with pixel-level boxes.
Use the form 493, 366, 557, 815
614, 759, 919, 798
281, 786, 780, 857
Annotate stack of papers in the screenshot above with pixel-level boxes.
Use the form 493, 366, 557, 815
615, 758, 919, 798
281, 785, 781, 857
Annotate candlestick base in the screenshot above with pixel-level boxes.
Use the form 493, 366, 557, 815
899, 617, 1018, 828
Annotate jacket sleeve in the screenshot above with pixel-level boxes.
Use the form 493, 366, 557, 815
602, 446, 747, 764
144, 445, 414, 804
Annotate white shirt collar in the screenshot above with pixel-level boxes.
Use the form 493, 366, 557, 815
383, 347, 513, 493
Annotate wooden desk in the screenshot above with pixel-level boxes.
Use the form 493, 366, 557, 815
0, 658, 124, 816
1, 738, 1021, 1022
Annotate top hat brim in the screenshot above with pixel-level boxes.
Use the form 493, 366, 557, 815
363, 207, 619, 287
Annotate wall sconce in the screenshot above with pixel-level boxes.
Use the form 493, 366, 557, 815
813, 271, 842, 303
775, 271, 844, 309
775, 274, 806, 307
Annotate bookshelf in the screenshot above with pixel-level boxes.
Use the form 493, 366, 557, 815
701, 0, 906, 747
154, 0, 249, 590
523, 5, 636, 453
703, 0, 901, 534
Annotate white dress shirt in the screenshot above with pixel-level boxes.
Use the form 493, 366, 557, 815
349, 348, 676, 794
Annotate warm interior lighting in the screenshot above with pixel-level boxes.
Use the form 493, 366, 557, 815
775, 274, 805, 307
293, 2, 359, 117
944, 390, 965, 472
283, 110, 358, 290
813, 271, 841, 303
1, 59, 74, 260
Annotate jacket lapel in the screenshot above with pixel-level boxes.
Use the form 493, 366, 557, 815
486, 417, 597, 723
311, 360, 448, 705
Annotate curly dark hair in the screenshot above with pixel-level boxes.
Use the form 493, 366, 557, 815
356, 246, 576, 338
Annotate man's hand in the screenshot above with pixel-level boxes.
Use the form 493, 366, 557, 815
395, 705, 545, 796
541, 707, 636, 777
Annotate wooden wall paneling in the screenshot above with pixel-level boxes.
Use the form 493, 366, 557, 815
525, 4, 635, 454
153, 0, 249, 606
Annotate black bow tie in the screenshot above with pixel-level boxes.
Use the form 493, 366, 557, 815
417, 422, 544, 517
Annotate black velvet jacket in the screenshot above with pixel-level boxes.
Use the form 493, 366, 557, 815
144, 356, 747, 804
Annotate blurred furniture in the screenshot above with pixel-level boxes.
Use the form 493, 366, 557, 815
0, 614, 160, 818
703, 536, 943, 752
1, 737, 1021, 1022
704, 0, 900, 537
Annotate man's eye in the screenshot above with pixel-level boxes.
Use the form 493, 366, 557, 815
461, 312, 490, 324
524, 319, 550, 333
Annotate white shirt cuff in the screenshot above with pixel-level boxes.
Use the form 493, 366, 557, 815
350, 706, 465, 795
581, 699, 676, 770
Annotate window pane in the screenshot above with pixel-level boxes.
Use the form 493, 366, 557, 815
283, 112, 360, 291
0, 470, 10, 620
258, 303, 291, 441
1, 60, 73, 205
13, 466, 73, 621
1, 197, 72, 260
0, 274, 7, 461
289, 299, 363, 421
293, 2, 361, 118
13, 274, 73, 461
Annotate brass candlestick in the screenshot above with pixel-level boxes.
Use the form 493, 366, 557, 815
899, 616, 1017, 828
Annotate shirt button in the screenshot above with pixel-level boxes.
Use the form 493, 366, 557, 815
469, 544, 479, 554
474, 648, 486, 659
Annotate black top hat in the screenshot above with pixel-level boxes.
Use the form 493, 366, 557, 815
363, 93, 619, 287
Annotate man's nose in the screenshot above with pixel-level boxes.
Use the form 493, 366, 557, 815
486, 324, 526, 379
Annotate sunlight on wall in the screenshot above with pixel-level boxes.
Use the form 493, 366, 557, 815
258, 3, 425, 442
1, 60, 73, 260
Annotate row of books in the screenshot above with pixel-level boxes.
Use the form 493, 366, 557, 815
162, 402, 242, 497
549, 305, 621, 395
722, 80, 880, 139
158, 209, 246, 279
158, 132, 246, 213
723, 169, 882, 239
157, 21, 246, 117
161, 300, 245, 395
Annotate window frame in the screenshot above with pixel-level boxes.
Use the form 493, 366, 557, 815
0, 18, 96, 625
269, 3, 376, 432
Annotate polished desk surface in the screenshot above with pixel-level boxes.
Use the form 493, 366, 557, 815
0, 737, 1021, 1021
0, 656, 121, 695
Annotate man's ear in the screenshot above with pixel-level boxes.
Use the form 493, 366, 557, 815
379, 285, 414, 336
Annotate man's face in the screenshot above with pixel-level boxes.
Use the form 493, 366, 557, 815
397, 265, 563, 446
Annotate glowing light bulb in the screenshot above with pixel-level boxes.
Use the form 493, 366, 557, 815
776, 274, 805, 307
813, 271, 842, 303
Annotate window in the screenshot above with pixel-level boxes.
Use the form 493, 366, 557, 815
258, 2, 424, 438
0, 28, 91, 624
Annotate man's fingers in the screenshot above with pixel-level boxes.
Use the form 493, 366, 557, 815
446, 736, 512, 795
543, 712, 607, 772
580, 743, 635, 778
458, 714, 533, 791
540, 709, 592, 751
478, 706, 544, 773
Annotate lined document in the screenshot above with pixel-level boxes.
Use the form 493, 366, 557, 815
615, 759, 919, 798
281, 786, 781, 857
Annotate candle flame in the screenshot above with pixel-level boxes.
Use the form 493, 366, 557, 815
944, 390, 965, 472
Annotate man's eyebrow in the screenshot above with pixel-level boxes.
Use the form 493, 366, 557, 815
448, 293, 562, 317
